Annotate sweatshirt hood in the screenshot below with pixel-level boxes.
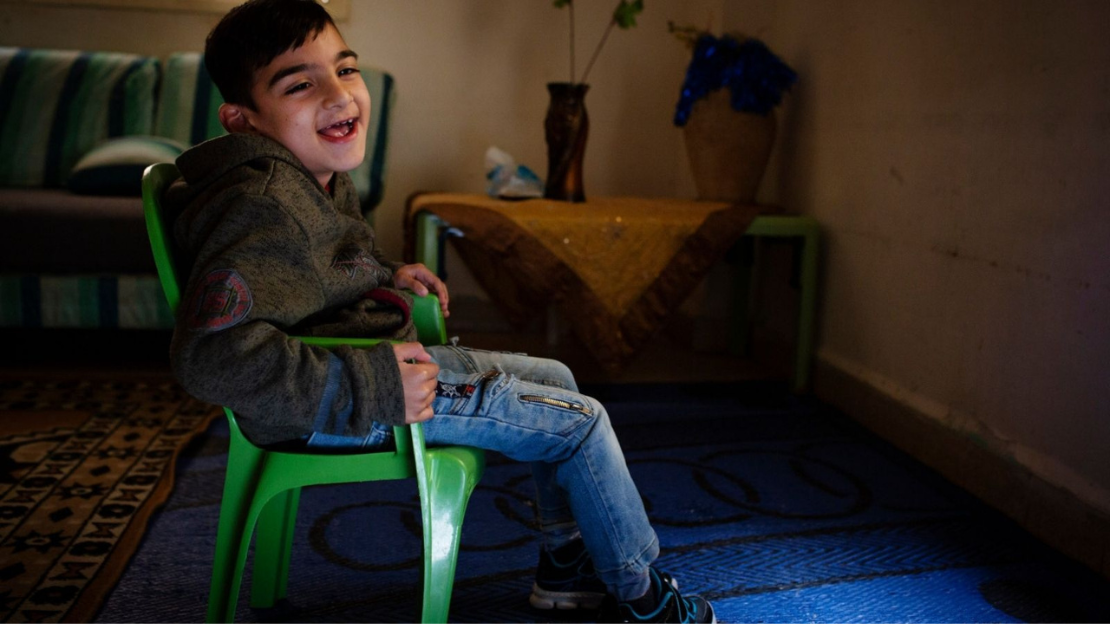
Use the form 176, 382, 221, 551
177, 133, 320, 191
172, 132, 358, 208
168, 133, 361, 263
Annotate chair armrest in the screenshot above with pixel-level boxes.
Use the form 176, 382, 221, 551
295, 293, 445, 457
411, 293, 447, 346
296, 336, 388, 349
292, 295, 447, 535
296, 293, 446, 349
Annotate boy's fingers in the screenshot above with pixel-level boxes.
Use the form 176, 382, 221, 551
429, 280, 450, 316
410, 406, 435, 423
399, 360, 439, 424
421, 361, 440, 378
393, 342, 431, 363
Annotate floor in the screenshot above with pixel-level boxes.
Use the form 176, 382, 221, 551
5, 315, 1110, 622
94, 380, 1110, 623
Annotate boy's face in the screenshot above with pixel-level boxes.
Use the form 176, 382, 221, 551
224, 23, 370, 188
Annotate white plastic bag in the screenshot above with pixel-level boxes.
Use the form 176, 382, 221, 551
485, 146, 543, 199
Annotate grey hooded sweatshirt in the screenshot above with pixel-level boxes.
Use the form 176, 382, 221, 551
168, 133, 416, 446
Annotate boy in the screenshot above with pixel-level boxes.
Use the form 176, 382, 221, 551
169, 1, 714, 622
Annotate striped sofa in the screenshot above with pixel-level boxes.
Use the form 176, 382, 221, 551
0, 48, 396, 330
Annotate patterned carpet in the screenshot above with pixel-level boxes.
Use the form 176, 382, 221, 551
95, 383, 1110, 623
0, 379, 219, 623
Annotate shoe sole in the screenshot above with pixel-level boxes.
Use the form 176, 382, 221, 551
529, 583, 605, 610
528, 576, 680, 612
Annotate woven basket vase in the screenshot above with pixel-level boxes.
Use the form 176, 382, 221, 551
682, 89, 776, 203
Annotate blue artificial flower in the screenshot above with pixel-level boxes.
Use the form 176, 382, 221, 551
674, 34, 797, 126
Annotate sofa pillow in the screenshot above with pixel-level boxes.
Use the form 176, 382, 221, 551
0, 48, 160, 188
68, 136, 187, 196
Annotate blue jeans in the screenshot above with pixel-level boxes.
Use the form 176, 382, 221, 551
308, 344, 658, 600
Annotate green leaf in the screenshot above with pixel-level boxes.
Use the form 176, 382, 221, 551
613, 0, 643, 29
553, 0, 571, 7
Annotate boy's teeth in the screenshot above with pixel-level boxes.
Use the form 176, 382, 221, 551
321, 120, 353, 137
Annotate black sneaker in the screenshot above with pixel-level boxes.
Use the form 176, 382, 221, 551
530, 539, 608, 610
596, 568, 715, 623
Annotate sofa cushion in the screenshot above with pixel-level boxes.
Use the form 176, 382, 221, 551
0, 188, 153, 273
0, 274, 173, 329
68, 135, 187, 196
0, 47, 159, 188
154, 52, 227, 147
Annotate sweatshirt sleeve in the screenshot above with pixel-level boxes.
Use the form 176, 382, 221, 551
170, 194, 407, 446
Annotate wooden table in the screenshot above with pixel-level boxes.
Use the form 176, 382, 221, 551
404, 193, 818, 391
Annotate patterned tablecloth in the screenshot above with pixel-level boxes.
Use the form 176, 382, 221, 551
405, 193, 770, 371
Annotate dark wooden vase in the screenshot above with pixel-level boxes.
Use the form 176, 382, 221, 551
543, 82, 589, 202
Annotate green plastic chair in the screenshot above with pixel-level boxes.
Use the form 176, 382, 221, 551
142, 163, 485, 623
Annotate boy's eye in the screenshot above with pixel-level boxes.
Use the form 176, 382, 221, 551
285, 82, 310, 95
339, 67, 360, 77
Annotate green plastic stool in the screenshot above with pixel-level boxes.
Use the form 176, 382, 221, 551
143, 163, 485, 623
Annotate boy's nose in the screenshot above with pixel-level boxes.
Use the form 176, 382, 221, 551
322, 79, 354, 109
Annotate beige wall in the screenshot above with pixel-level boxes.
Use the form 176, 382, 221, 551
726, 0, 1110, 514
7, 0, 1107, 520
0, 0, 721, 298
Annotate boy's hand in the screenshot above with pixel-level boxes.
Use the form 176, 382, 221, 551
393, 342, 438, 424
393, 263, 450, 318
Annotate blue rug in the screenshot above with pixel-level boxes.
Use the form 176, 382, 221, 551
96, 383, 1110, 622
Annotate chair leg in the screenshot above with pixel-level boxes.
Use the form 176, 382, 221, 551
250, 487, 301, 608
207, 502, 246, 622
419, 448, 483, 624
207, 481, 266, 622
207, 433, 269, 623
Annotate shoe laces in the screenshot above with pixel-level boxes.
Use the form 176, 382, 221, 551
649, 569, 701, 624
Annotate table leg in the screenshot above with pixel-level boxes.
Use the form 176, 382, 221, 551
795, 222, 819, 393
415, 211, 446, 276
740, 216, 821, 393
730, 238, 756, 357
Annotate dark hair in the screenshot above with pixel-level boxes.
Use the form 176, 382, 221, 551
205, 0, 336, 108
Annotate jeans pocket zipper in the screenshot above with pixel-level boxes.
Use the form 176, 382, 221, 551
518, 394, 592, 415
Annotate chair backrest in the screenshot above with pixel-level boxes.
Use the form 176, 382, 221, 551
141, 162, 185, 313
0, 47, 159, 187
142, 161, 447, 346
141, 161, 421, 462
153, 52, 396, 216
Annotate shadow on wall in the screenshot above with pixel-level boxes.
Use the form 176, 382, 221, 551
770, 47, 812, 213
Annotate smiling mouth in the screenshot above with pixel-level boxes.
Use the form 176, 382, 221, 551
319, 118, 356, 138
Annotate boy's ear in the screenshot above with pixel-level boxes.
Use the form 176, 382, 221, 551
218, 103, 257, 134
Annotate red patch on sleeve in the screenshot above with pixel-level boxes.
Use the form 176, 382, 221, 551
363, 288, 411, 325
186, 269, 253, 332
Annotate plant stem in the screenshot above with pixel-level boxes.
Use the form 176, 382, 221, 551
580, 13, 616, 84
570, 1, 575, 83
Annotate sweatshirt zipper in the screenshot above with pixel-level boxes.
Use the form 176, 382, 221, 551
518, 394, 592, 415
